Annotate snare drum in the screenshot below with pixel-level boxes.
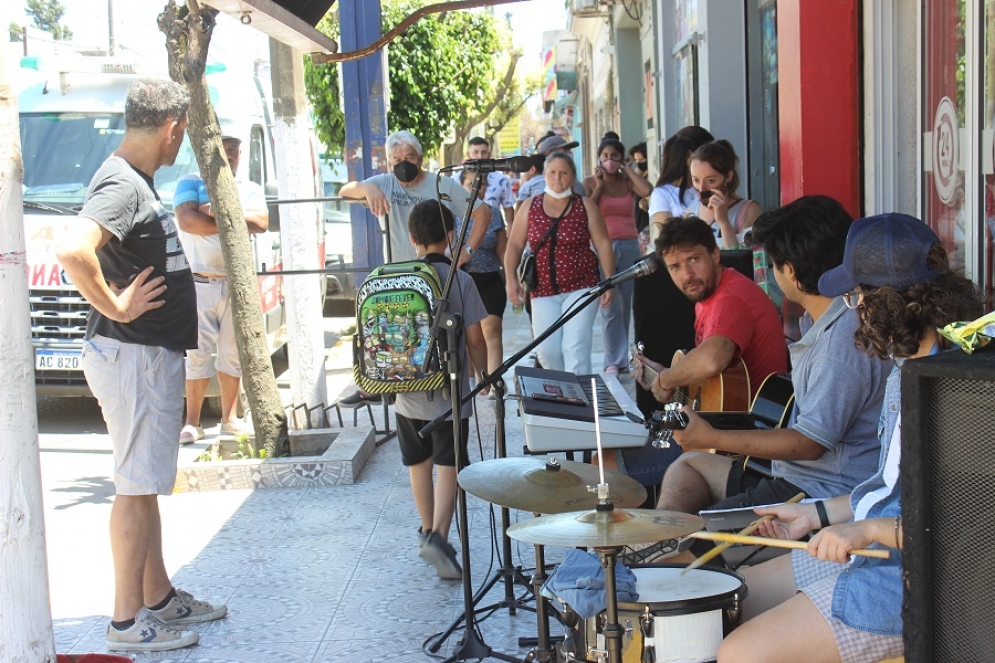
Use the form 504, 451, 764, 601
572, 564, 747, 663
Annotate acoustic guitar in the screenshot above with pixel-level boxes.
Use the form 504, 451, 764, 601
636, 347, 752, 412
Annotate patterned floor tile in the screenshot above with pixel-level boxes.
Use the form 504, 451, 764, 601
52, 615, 102, 654
324, 576, 464, 642
182, 640, 320, 663
194, 585, 341, 646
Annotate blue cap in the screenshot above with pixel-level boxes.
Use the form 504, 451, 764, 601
818, 213, 944, 297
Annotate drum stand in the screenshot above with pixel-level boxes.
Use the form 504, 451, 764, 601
521, 542, 558, 663
590, 546, 625, 663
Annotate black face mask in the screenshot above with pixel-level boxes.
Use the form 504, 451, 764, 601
393, 160, 419, 183
635, 161, 648, 172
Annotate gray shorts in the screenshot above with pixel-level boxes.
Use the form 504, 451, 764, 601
82, 335, 185, 496
186, 278, 241, 380
793, 552, 904, 663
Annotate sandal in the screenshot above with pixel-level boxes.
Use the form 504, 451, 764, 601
179, 424, 205, 445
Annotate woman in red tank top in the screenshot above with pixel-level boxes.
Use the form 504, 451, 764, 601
504, 152, 616, 375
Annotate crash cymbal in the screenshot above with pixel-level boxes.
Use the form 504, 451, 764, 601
506, 508, 704, 548
458, 457, 646, 513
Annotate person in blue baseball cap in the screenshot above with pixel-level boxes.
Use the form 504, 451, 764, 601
718, 213, 982, 663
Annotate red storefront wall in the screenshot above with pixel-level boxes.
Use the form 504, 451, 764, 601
777, 0, 861, 218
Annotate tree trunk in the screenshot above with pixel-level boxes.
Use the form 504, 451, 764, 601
159, 0, 288, 456
0, 48, 58, 662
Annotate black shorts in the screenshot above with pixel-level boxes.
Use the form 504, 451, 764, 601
396, 413, 470, 468
710, 461, 807, 509
470, 271, 507, 317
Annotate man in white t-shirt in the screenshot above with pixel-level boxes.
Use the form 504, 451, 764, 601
174, 135, 268, 443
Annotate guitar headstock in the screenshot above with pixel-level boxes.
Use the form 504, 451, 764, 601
645, 402, 688, 448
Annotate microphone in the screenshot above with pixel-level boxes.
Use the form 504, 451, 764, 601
598, 253, 660, 289
460, 156, 534, 173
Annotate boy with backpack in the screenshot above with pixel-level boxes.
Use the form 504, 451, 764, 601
395, 200, 488, 579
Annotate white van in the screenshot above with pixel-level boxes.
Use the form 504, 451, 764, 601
18, 55, 323, 396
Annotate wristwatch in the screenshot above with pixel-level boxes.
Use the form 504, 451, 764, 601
465, 245, 475, 256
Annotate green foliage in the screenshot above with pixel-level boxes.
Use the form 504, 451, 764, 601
25, 0, 72, 41
10, 22, 23, 42
305, 0, 503, 158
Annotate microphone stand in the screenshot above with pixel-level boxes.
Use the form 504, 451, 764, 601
420, 170, 520, 663
421, 269, 635, 662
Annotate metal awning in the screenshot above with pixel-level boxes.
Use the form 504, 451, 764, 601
200, 0, 339, 54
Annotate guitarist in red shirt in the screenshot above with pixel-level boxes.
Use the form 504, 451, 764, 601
600, 217, 786, 481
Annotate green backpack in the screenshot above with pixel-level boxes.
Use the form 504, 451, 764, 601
353, 258, 447, 394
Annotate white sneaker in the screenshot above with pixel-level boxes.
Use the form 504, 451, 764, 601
149, 588, 228, 625
105, 607, 198, 652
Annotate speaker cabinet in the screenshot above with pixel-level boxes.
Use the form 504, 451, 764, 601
901, 349, 995, 662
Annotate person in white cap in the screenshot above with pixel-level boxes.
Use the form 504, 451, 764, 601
174, 133, 269, 443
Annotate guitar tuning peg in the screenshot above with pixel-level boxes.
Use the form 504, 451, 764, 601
651, 430, 672, 449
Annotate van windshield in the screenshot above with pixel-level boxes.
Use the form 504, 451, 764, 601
19, 112, 198, 209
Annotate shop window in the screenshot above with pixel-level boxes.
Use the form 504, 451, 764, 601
922, 0, 969, 274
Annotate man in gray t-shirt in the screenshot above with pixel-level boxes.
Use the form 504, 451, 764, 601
655, 196, 889, 520
57, 78, 226, 653
340, 130, 488, 264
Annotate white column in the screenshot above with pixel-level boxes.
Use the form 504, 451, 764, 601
269, 39, 327, 422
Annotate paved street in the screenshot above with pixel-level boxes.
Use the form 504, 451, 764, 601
40, 305, 627, 661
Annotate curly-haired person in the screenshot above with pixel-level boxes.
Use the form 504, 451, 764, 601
718, 213, 982, 663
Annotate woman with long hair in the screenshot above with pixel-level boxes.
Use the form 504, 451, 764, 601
718, 214, 983, 663
632, 126, 713, 417
505, 152, 615, 375
582, 131, 653, 374
685, 139, 761, 249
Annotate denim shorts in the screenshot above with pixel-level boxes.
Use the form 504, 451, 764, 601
616, 440, 684, 488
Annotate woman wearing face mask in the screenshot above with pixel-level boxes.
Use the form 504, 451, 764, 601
628, 142, 652, 253
684, 139, 761, 249
581, 132, 653, 374
631, 126, 714, 418
505, 152, 616, 375
340, 130, 490, 265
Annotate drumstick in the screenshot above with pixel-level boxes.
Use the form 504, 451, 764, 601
687, 530, 891, 559
682, 492, 806, 575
